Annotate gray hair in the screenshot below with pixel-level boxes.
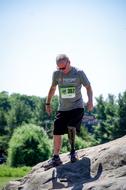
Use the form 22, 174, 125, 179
56, 54, 70, 63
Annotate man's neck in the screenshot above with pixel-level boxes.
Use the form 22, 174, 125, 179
64, 66, 72, 74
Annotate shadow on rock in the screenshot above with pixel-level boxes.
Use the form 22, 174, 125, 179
43, 156, 103, 190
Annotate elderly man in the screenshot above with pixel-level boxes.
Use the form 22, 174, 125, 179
45, 54, 93, 168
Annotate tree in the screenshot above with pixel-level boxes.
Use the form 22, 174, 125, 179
37, 96, 58, 135
7, 124, 52, 167
94, 94, 118, 143
0, 135, 9, 155
0, 91, 11, 135
61, 127, 98, 153
0, 111, 8, 135
0, 91, 11, 112
114, 91, 126, 138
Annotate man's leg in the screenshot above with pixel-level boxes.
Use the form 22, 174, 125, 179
68, 126, 78, 162
44, 135, 62, 169
67, 108, 84, 162
53, 135, 62, 155
68, 126, 76, 153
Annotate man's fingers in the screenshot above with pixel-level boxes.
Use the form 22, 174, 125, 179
46, 106, 52, 116
87, 102, 93, 112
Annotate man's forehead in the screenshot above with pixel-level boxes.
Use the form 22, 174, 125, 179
57, 59, 67, 64
56, 54, 69, 63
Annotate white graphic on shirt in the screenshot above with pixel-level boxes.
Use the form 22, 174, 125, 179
63, 78, 76, 83
59, 78, 76, 84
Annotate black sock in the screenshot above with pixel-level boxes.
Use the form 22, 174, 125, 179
53, 155, 59, 159
70, 149, 75, 154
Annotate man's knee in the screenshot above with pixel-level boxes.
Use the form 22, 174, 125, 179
68, 126, 76, 141
68, 126, 76, 133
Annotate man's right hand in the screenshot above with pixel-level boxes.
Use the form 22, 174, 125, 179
45, 104, 52, 116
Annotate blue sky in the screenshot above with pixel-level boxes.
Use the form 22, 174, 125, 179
0, 0, 126, 103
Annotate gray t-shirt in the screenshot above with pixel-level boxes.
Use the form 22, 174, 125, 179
52, 67, 90, 111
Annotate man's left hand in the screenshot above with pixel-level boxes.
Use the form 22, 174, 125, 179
87, 101, 93, 112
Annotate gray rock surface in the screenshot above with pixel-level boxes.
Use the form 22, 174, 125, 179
4, 136, 126, 190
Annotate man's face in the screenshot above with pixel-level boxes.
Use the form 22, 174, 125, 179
57, 59, 68, 72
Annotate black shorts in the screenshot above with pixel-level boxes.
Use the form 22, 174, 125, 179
53, 108, 84, 135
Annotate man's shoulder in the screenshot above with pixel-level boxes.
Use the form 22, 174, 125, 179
53, 70, 59, 74
53, 70, 60, 76
72, 67, 84, 75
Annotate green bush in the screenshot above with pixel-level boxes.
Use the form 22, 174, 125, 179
61, 127, 98, 153
79, 126, 99, 146
61, 134, 88, 153
7, 124, 52, 167
0, 164, 31, 177
61, 134, 70, 153
0, 135, 10, 154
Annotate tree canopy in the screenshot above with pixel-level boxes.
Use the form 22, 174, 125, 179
0, 90, 126, 166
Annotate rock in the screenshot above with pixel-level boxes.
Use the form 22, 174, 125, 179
3, 136, 126, 190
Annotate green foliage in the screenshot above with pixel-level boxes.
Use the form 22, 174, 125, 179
0, 164, 31, 177
7, 124, 52, 167
0, 91, 11, 112
0, 111, 8, 135
0, 135, 10, 155
79, 126, 99, 146
0, 92, 58, 156
0, 90, 126, 161
51, 96, 59, 118
94, 94, 119, 143
114, 91, 126, 138
61, 129, 97, 154
95, 95, 107, 120
7, 94, 35, 127
61, 135, 69, 153
75, 135, 91, 149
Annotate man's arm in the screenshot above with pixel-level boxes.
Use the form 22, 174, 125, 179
45, 85, 57, 115
85, 84, 93, 111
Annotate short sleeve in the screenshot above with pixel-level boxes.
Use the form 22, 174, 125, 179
51, 71, 58, 86
78, 70, 90, 86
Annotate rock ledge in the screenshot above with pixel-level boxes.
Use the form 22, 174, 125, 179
4, 136, 126, 190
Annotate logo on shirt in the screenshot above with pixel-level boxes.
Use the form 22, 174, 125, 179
59, 78, 76, 84
60, 86, 76, 98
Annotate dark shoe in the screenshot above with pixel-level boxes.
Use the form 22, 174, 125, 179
70, 151, 78, 163
44, 155, 62, 170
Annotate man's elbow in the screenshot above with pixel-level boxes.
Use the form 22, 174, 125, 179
50, 85, 56, 91
85, 84, 92, 90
